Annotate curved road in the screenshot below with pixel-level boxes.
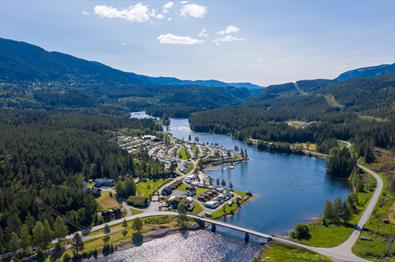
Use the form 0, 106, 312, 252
273, 162, 383, 261
65, 141, 383, 262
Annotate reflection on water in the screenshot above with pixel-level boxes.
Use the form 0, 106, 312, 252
108, 230, 262, 262
166, 118, 350, 235
130, 111, 158, 119
112, 115, 351, 261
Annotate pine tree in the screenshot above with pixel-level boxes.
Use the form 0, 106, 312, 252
342, 200, 353, 223
72, 233, 84, 256
53, 217, 68, 242
9, 232, 20, 256
19, 224, 32, 254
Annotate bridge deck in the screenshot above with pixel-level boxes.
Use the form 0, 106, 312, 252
187, 214, 272, 239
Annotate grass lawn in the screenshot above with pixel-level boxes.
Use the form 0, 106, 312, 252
186, 162, 194, 173
353, 231, 395, 261
131, 208, 143, 215
298, 223, 354, 247
96, 191, 121, 211
293, 143, 318, 152
136, 179, 170, 198
177, 183, 208, 196
191, 201, 203, 215
177, 146, 190, 160
297, 162, 377, 248
352, 159, 395, 260
255, 243, 331, 262
211, 202, 237, 219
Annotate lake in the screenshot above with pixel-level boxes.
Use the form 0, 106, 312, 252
110, 114, 350, 261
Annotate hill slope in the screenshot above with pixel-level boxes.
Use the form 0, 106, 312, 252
0, 37, 255, 115
336, 63, 395, 81
0, 37, 262, 90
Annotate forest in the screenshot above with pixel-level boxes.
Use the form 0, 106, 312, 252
189, 72, 395, 159
0, 109, 161, 254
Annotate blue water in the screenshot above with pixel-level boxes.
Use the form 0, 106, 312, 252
112, 116, 351, 261
166, 118, 350, 235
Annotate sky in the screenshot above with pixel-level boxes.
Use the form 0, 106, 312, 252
1, 1, 395, 86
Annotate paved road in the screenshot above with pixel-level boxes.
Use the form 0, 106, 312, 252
271, 142, 382, 262
64, 159, 382, 261
64, 140, 383, 261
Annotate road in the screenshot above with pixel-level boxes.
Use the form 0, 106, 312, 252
64, 140, 382, 261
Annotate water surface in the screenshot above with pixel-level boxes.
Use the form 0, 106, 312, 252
113, 116, 350, 261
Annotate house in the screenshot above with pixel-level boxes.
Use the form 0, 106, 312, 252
185, 197, 195, 211
161, 186, 173, 196
167, 196, 179, 209
90, 187, 102, 198
205, 200, 219, 209
94, 178, 115, 187
186, 187, 196, 196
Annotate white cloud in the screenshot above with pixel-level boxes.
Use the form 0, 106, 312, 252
214, 25, 244, 45
94, 3, 151, 23
198, 28, 208, 38
181, 1, 188, 4
82, 11, 90, 16
214, 35, 245, 45
180, 4, 206, 18
216, 25, 240, 36
157, 33, 204, 45
156, 13, 165, 19
163, 2, 174, 10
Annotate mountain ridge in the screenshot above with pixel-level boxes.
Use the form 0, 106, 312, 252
0, 37, 263, 90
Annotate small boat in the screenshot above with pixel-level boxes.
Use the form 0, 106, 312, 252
229, 165, 235, 169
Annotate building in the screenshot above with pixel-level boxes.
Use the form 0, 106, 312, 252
205, 200, 219, 209
161, 186, 173, 196
94, 178, 115, 187
186, 187, 196, 196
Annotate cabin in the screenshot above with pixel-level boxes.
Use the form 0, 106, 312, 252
161, 186, 173, 196
94, 178, 115, 188
186, 187, 196, 196
205, 200, 219, 209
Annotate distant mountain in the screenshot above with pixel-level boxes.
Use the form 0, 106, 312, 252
0, 37, 262, 91
0, 37, 255, 115
336, 63, 395, 81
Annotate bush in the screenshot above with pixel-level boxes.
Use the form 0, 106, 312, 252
127, 196, 148, 208
63, 253, 71, 262
292, 224, 311, 240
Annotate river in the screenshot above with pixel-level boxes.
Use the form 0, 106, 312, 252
109, 114, 350, 261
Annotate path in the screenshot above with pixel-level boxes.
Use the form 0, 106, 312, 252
66, 141, 383, 262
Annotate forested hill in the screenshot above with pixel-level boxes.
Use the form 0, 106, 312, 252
336, 63, 395, 81
0, 37, 257, 116
0, 37, 261, 90
190, 66, 395, 155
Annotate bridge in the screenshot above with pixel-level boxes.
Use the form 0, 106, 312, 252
186, 214, 272, 242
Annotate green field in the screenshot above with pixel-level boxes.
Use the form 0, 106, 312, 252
136, 179, 170, 198
96, 191, 121, 211
255, 243, 331, 262
353, 167, 395, 261
211, 202, 237, 219
298, 223, 354, 247
177, 146, 190, 160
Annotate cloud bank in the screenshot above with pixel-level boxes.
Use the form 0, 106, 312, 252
157, 33, 204, 45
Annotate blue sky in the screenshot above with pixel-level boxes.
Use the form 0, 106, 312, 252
1, 1, 395, 86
